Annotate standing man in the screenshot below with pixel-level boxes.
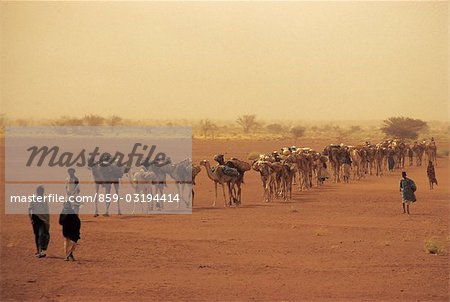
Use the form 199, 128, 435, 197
341, 150, 352, 183
28, 185, 50, 258
426, 161, 438, 190
399, 171, 417, 214
66, 168, 81, 214
59, 202, 81, 261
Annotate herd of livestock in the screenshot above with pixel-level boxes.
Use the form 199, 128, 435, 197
90, 138, 437, 214
193, 138, 438, 206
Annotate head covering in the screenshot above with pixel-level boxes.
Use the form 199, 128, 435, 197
36, 185, 45, 196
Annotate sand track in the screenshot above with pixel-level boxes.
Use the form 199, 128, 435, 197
1, 139, 449, 301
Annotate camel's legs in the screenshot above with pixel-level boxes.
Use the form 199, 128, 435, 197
213, 182, 217, 207
226, 182, 233, 206
113, 182, 121, 215
104, 184, 111, 216
94, 183, 100, 217
237, 184, 242, 205
221, 183, 227, 207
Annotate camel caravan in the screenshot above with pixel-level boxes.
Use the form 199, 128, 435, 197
88, 138, 437, 214
88, 153, 201, 216
250, 138, 437, 203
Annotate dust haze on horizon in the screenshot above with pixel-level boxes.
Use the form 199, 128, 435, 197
1, 2, 448, 122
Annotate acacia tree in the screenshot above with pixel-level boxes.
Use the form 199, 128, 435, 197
266, 123, 284, 133
106, 115, 123, 126
83, 114, 105, 126
290, 126, 306, 141
380, 117, 428, 140
199, 119, 218, 138
236, 115, 259, 133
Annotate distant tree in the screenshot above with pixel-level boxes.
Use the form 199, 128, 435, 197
320, 124, 333, 132
236, 115, 259, 133
106, 115, 123, 126
199, 119, 218, 138
380, 117, 428, 140
53, 116, 83, 127
83, 114, 105, 126
349, 125, 362, 132
290, 126, 306, 140
266, 123, 284, 133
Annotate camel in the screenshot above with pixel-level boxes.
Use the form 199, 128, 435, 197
252, 159, 277, 202
365, 145, 376, 175
89, 154, 129, 217
199, 160, 240, 207
171, 159, 203, 208
397, 141, 408, 168
412, 141, 426, 166
407, 144, 414, 166
349, 147, 363, 180
143, 158, 171, 210
295, 151, 313, 191
213, 154, 251, 205
280, 153, 298, 200
164, 158, 196, 208
425, 140, 437, 166
280, 160, 296, 201
191, 164, 201, 206
323, 145, 343, 183
127, 168, 156, 214
374, 144, 386, 176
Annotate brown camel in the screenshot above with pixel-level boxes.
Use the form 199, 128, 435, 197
127, 168, 156, 214
199, 160, 240, 207
252, 159, 277, 202
89, 154, 129, 217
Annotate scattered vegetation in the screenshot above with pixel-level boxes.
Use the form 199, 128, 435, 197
236, 115, 259, 133
266, 123, 284, 133
106, 115, 123, 126
424, 238, 446, 255
199, 119, 218, 139
290, 126, 306, 140
380, 117, 428, 140
1, 114, 447, 144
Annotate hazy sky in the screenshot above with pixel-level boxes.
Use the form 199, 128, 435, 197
1, 1, 448, 121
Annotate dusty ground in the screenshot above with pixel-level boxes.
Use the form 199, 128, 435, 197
1, 138, 449, 301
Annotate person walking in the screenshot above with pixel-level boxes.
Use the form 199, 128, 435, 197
65, 168, 81, 214
399, 171, 417, 214
341, 155, 352, 184
28, 185, 50, 258
59, 202, 81, 261
426, 161, 438, 189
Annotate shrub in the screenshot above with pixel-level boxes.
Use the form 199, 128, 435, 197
381, 117, 428, 140
290, 126, 306, 139
266, 123, 284, 133
236, 115, 259, 133
424, 238, 445, 255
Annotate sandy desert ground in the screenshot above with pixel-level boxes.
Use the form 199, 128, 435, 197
1, 138, 449, 301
